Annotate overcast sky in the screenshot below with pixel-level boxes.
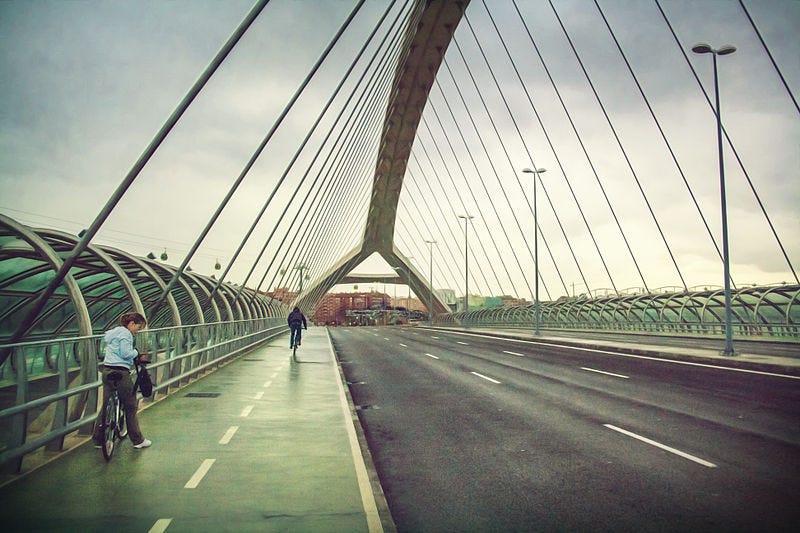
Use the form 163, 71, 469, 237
1, 0, 797, 300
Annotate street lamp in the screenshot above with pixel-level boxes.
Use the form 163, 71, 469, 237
425, 240, 437, 323
458, 215, 474, 314
692, 42, 736, 356
522, 167, 546, 336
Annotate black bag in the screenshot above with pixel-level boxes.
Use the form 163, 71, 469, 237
136, 364, 154, 397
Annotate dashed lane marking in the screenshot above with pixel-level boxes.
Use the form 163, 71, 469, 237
219, 426, 239, 445
581, 367, 630, 379
471, 371, 501, 384
503, 350, 525, 357
254, 391, 264, 400
185, 459, 216, 488
457, 341, 469, 345
240, 405, 254, 417
425, 353, 439, 359
399, 343, 408, 347
263, 380, 273, 388
149, 518, 172, 533
604, 424, 717, 468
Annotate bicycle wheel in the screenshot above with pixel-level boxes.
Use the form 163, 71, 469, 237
102, 394, 119, 462
118, 409, 127, 440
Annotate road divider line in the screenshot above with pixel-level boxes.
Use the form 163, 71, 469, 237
219, 426, 239, 445
254, 391, 264, 400
185, 459, 216, 488
240, 405, 254, 417
425, 353, 439, 359
581, 367, 629, 379
263, 380, 273, 388
431, 336, 440, 339
149, 518, 172, 533
457, 341, 469, 345
399, 343, 408, 347
503, 350, 525, 357
604, 424, 717, 468
471, 371, 501, 384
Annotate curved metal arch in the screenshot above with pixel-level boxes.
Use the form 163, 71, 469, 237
0, 214, 92, 339
98, 246, 182, 327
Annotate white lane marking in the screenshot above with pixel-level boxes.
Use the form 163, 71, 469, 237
219, 426, 239, 445
149, 519, 172, 533
326, 330, 383, 532
431, 336, 440, 339
503, 350, 525, 357
399, 343, 408, 347
425, 353, 439, 359
471, 371, 501, 384
240, 405, 254, 417
384, 338, 390, 341
185, 459, 216, 488
254, 391, 264, 400
422, 328, 800, 380
581, 367, 630, 379
604, 424, 717, 468
457, 341, 469, 345
263, 380, 273, 388
270, 372, 278, 379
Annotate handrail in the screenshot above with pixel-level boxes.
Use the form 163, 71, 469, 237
0, 318, 287, 475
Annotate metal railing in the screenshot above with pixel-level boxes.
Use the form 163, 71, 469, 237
0, 318, 286, 474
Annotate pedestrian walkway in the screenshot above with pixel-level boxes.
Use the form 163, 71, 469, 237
436, 327, 800, 377
0, 327, 391, 532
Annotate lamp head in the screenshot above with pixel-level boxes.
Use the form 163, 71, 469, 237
692, 43, 712, 54
522, 167, 546, 174
717, 45, 736, 55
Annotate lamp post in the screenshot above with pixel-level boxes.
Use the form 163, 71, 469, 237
425, 240, 437, 323
692, 42, 736, 356
522, 167, 546, 336
458, 215, 474, 314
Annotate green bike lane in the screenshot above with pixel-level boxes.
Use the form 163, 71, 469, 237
0, 327, 389, 532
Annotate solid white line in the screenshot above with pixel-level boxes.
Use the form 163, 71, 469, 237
425, 353, 439, 359
581, 367, 630, 379
457, 341, 469, 345
326, 331, 383, 532
604, 424, 717, 468
399, 343, 408, 347
503, 350, 525, 357
219, 426, 239, 445
240, 405, 254, 417
263, 380, 273, 388
471, 371, 501, 384
149, 519, 172, 533
422, 328, 800, 380
185, 459, 216, 488
254, 391, 264, 400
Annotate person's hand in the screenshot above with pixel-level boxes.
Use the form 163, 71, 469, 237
136, 353, 152, 364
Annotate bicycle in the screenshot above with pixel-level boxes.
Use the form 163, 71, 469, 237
100, 371, 127, 461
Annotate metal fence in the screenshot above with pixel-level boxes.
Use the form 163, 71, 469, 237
0, 318, 286, 474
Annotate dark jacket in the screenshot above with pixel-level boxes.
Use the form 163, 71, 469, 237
288, 310, 307, 329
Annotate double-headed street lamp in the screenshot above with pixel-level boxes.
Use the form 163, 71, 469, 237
424, 240, 437, 323
692, 42, 736, 356
458, 215, 474, 313
522, 167, 546, 336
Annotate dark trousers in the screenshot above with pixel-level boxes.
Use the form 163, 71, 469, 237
290, 325, 303, 347
93, 365, 144, 445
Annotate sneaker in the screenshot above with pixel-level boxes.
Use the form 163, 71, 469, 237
133, 439, 152, 449
93, 441, 103, 449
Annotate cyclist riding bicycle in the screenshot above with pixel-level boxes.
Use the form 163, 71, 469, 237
93, 312, 152, 450
288, 306, 307, 349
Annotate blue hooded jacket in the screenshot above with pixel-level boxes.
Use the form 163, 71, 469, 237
103, 326, 138, 368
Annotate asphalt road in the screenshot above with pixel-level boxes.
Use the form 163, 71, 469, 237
331, 326, 800, 533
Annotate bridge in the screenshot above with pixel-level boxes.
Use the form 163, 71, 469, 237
1, 0, 798, 530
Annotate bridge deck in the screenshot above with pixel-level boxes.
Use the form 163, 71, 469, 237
0, 327, 388, 532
